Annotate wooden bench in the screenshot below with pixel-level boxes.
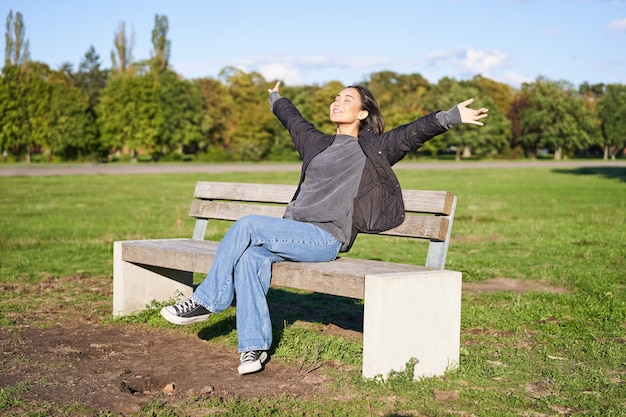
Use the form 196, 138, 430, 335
113, 181, 462, 380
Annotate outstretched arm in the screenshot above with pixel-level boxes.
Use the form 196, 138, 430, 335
457, 98, 489, 126
268, 81, 282, 112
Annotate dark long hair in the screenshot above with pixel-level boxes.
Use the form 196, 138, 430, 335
347, 85, 385, 135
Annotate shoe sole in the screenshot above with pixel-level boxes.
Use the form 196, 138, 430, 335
159, 307, 211, 325
238, 351, 269, 375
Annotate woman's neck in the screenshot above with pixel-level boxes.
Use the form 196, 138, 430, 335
335, 123, 359, 138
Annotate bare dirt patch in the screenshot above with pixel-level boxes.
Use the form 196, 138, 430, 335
1, 322, 337, 415
0, 275, 566, 415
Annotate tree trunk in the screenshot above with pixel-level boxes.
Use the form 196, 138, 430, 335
462, 146, 472, 158
554, 146, 562, 160
603, 145, 609, 160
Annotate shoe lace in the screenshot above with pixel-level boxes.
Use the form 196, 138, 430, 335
174, 298, 198, 314
240, 351, 258, 363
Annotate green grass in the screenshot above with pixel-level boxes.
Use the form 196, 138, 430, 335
1, 165, 625, 416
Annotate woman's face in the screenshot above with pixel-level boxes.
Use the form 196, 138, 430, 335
329, 87, 368, 125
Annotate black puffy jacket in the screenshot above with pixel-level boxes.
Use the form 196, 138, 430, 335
272, 97, 448, 252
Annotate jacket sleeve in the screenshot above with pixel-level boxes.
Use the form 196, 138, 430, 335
272, 97, 323, 158
379, 111, 449, 166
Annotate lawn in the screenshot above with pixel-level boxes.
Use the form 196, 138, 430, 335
0, 164, 624, 416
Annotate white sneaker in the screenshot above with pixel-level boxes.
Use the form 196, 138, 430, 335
238, 350, 269, 375
160, 297, 212, 325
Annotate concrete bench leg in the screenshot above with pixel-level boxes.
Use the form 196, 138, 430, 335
362, 269, 462, 380
113, 241, 194, 316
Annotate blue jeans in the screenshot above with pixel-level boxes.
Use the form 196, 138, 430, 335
192, 215, 342, 353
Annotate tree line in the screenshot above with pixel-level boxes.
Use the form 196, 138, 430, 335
1, 10, 625, 163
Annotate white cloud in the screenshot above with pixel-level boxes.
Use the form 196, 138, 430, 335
497, 71, 534, 88
606, 18, 626, 33
176, 49, 521, 87
424, 47, 509, 78
257, 63, 304, 85
232, 54, 393, 85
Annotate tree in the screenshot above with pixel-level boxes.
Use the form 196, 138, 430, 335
0, 63, 51, 161
195, 76, 230, 155
422, 77, 509, 160
97, 71, 159, 159
4, 10, 30, 68
596, 84, 626, 160
365, 71, 431, 130
216, 67, 275, 161
111, 21, 134, 73
72, 46, 108, 158
579, 82, 605, 98
152, 69, 203, 158
45, 68, 94, 160
74, 46, 107, 110
518, 78, 595, 160
151, 14, 170, 71
466, 75, 515, 120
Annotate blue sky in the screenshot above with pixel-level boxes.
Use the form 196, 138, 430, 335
2, 0, 625, 88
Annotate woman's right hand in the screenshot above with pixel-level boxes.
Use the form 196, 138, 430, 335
268, 81, 281, 94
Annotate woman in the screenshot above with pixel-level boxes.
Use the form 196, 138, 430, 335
161, 81, 488, 375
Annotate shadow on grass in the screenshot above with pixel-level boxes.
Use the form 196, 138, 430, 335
552, 166, 626, 182
196, 288, 364, 343
267, 288, 364, 332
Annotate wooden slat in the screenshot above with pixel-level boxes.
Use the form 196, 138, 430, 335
194, 181, 454, 215
194, 181, 296, 203
190, 200, 449, 240
121, 239, 435, 299
189, 200, 285, 221
382, 216, 449, 241
402, 190, 455, 215
122, 239, 217, 273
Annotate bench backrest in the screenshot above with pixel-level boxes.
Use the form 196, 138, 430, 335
188, 181, 457, 269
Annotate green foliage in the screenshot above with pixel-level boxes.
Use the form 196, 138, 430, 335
365, 70, 430, 129
150, 14, 170, 71
215, 67, 278, 161
97, 70, 160, 157
2, 11, 625, 162
596, 83, 626, 159
0, 64, 50, 160
46, 69, 96, 160
4, 10, 30, 67
518, 77, 598, 159
97, 64, 204, 161
424, 78, 511, 159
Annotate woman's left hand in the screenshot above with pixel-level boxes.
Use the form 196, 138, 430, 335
268, 81, 281, 94
457, 98, 489, 126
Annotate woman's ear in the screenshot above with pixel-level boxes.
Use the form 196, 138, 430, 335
358, 110, 369, 121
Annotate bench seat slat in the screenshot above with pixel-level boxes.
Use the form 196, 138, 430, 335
121, 239, 435, 299
190, 200, 449, 241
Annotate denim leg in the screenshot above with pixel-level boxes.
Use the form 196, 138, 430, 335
233, 245, 282, 352
191, 215, 342, 351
